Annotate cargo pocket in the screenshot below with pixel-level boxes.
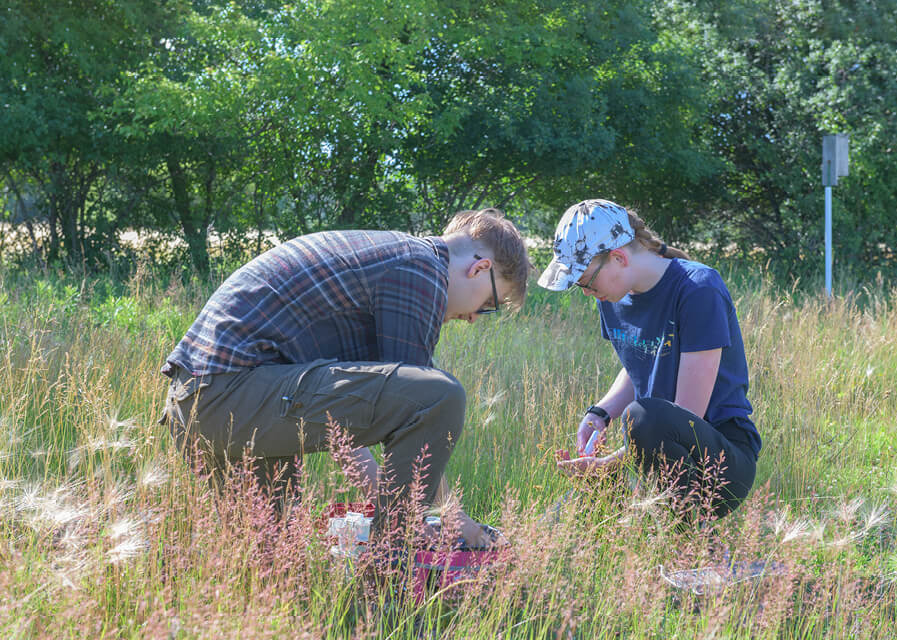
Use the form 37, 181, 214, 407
289, 362, 400, 427
277, 358, 338, 419
279, 389, 309, 419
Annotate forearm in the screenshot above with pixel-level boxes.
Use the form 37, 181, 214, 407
432, 476, 495, 547
593, 368, 635, 419
606, 445, 626, 462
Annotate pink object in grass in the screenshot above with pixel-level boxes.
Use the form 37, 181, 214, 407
411, 547, 501, 603
323, 504, 501, 603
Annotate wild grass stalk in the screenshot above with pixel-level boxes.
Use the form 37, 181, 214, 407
1, 264, 896, 638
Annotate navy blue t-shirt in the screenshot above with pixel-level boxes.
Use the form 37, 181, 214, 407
598, 259, 761, 456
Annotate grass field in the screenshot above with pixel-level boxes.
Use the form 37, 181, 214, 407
1, 259, 896, 638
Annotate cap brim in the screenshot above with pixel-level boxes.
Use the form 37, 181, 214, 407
537, 258, 586, 291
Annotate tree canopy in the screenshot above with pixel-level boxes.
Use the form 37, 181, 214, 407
2, 0, 894, 281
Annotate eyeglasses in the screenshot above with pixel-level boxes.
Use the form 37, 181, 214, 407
473, 254, 500, 315
573, 256, 606, 292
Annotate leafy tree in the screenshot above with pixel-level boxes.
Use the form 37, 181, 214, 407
658, 0, 897, 278
401, 0, 717, 234
9, 0, 893, 286
113, 4, 266, 274
114, 0, 433, 267
254, 0, 437, 234
0, 0, 720, 267
252, 0, 716, 236
0, 0, 184, 264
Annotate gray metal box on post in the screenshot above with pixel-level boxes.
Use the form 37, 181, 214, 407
822, 134, 849, 296
822, 134, 849, 186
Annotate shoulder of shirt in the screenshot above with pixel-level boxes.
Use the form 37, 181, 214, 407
280, 230, 432, 259
672, 259, 733, 306
396, 235, 449, 267
673, 259, 726, 288
273, 230, 447, 270
286, 229, 407, 245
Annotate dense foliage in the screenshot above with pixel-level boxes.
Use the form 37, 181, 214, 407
2, 0, 895, 282
659, 0, 897, 279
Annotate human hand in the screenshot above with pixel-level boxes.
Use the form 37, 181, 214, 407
556, 448, 623, 477
458, 511, 507, 548
576, 412, 607, 455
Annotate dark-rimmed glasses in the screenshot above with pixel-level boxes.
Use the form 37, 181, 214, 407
572, 255, 606, 292
473, 254, 500, 315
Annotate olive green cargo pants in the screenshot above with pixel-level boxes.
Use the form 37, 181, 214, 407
163, 359, 466, 521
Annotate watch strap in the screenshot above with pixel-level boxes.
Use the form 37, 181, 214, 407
586, 405, 611, 427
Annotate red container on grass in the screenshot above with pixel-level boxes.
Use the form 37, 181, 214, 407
325, 502, 376, 519
321, 503, 502, 604
411, 546, 501, 603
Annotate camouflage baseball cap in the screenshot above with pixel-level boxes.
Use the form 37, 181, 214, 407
537, 199, 635, 291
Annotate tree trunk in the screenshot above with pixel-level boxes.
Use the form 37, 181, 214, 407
52, 162, 77, 263
166, 155, 210, 275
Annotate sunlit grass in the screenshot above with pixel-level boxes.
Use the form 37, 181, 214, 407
1, 262, 896, 638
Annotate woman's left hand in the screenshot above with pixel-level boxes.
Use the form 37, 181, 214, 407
556, 447, 624, 477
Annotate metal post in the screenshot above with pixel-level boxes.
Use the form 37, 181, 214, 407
821, 135, 848, 298
825, 184, 832, 297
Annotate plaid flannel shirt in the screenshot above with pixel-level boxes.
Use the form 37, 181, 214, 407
163, 230, 449, 376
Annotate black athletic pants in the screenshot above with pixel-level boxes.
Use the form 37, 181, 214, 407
623, 397, 757, 519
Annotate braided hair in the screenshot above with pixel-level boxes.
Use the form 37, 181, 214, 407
626, 210, 690, 260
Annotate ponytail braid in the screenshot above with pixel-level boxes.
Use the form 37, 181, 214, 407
626, 210, 690, 260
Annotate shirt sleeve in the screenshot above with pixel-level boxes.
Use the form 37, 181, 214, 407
372, 261, 446, 367
677, 286, 732, 352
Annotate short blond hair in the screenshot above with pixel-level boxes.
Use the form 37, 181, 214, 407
443, 208, 532, 310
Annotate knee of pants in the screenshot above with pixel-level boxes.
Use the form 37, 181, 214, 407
381, 369, 466, 460
622, 398, 667, 454
426, 371, 467, 440
398, 368, 467, 446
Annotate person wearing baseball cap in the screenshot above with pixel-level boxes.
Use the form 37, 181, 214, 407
541, 199, 761, 520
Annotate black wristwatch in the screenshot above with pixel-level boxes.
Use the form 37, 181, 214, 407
586, 405, 611, 427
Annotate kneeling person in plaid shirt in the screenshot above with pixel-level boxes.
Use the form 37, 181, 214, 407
161, 208, 531, 545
